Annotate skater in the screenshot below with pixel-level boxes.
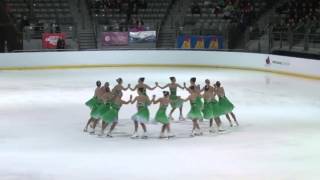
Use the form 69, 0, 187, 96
184, 77, 203, 111
182, 86, 203, 137
152, 91, 175, 138
215, 81, 239, 127
130, 77, 157, 95
100, 92, 132, 137
111, 78, 130, 97
90, 83, 114, 134
84, 80, 104, 132
131, 87, 151, 139
157, 76, 185, 121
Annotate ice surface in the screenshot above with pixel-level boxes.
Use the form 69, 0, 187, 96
0, 67, 320, 180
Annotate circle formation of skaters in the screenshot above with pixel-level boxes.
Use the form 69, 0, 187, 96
84, 77, 239, 139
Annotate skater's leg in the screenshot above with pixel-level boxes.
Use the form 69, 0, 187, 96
99, 121, 109, 136
230, 112, 239, 126
84, 118, 94, 132
169, 108, 176, 120
140, 123, 147, 132
178, 106, 185, 120
107, 122, 118, 137
225, 114, 233, 127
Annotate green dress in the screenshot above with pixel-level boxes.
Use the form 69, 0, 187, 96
211, 99, 225, 118
187, 99, 203, 120
102, 102, 121, 123
218, 96, 234, 114
94, 100, 112, 119
202, 99, 214, 120
85, 96, 97, 110
195, 96, 203, 110
154, 105, 169, 124
89, 98, 104, 119
132, 102, 150, 123
169, 88, 183, 109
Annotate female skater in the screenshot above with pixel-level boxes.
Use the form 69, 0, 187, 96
157, 77, 185, 121
99, 92, 132, 137
201, 81, 225, 132
112, 78, 130, 97
131, 87, 151, 139
184, 77, 203, 110
152, 91, 175, 138
215, 81, 239, 127
182, 86, 203, 136
130, 77, 157, 95
84, 81, 104, 132
90, 83, 114, 134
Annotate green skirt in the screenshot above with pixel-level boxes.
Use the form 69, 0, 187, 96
154, 106, 169, 124
89, 99, 104, 119
218, 96, 234, 114
170, 95, 183, 109
195, 96, 203, 110
94, 103, 111, 119
101, 108, 118, 123
211, 100, 225, 118
85, 97, 97, 110
132, 106, 150, 123
187, 103, 203, 120
202, 101, 214, 119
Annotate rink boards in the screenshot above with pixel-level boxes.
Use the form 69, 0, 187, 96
0, 50, 319, 79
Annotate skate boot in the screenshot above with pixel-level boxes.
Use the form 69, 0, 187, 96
168, 132, 175, 138
141, 132, 148, 139
159, 132, 167, 139
106, 132, 113, 138
179, 115, 185, 121
195, 129, 203, 136
89, 129, 96, 135
190, 130, 196, 137
131, 132, 139, 139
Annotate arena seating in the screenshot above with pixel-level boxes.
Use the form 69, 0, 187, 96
181, 0, 269, 36
6, 0, 74, 39
87, 0, 171, 31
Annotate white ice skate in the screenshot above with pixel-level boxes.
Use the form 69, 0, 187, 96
106, 132, 113, 138
179, 116, 185, 121
168, 132, 175, 138
190, 130, 196, 137
195, 129, 203, 136
218, 126, 226, 133
89, 129, 96, 135
209, 127, 216, 133
131, 132, 139, 139
159, 132, 167, 139
141, 132, 148, 139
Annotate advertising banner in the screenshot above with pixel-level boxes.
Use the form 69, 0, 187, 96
42, 33, 66, 49
129, 31, 156, 43
177, 35, 224, 49
102, 32, 129, 46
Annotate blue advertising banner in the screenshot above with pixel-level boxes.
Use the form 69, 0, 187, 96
176, 35, 224, 49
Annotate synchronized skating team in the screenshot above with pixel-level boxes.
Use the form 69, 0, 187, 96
84, 77, 239, 139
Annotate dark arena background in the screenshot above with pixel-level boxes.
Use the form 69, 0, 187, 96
0, 0, 320, 180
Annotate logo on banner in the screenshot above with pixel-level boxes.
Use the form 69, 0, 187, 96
42, 33, 66, 49
195, 37, 204, 49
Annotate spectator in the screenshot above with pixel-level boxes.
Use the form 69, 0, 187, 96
20, 15, 30, 31
191, 2, 201, 15
56, 38, 65, 49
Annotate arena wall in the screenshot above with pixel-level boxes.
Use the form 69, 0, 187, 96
0, 50, 319, 79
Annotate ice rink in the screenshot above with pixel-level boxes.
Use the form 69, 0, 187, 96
1, 67, 320, 180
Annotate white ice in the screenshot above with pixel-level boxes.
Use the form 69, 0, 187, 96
0, 67, 320, 180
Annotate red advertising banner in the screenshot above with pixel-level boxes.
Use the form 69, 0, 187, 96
42, 33, 66, 49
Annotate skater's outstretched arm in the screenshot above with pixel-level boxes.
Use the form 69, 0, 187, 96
129, 85, 138, 91
157, 83, 169, 89
145, 84, 157, 90
122, 84, 131, 91
152, 95, 160, 104
131, 97, 137, 104
176, 83, 185, 90
122, 95, 133, 105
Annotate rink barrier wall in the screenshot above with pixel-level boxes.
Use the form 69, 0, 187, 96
0, 50, 319, 80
